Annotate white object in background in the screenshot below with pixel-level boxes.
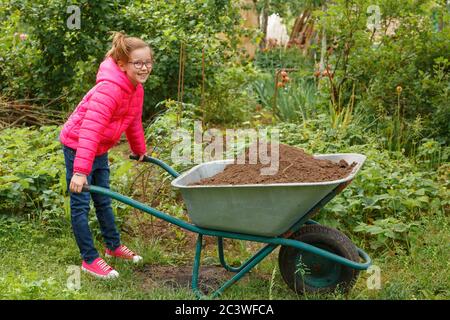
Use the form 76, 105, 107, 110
266, 13, 289, 46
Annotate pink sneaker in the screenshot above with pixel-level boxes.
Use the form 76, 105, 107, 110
105, 245, 143, 263
81, 257, 119, 279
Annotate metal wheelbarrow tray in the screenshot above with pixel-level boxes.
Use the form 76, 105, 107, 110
171, 154, 366, 237
82, 153, 372, 299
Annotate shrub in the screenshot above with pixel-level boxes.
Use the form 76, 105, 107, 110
0, 8, 43, 99
0, 0, 248, 117
273, 119, 449, 251
0, 126, 68, 232
0, 125, 140, 235
194, 63, 259, 125
313, 0, 450, 146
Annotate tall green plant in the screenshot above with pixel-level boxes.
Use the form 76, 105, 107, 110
253, 72, 317, 124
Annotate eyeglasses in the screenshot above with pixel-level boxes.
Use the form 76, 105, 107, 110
128, 61, 153, 69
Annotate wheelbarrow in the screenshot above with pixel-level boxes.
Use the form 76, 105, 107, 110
82, 153, 371, 299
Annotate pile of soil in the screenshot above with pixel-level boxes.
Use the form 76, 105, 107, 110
193, 143, 356, 185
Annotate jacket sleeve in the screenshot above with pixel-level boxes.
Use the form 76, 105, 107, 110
73, 82, 121, 176
125, 101, 147, 156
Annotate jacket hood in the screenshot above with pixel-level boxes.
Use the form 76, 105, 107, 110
96, 57, 141, 93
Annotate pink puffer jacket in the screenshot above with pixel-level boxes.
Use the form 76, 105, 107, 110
59, 57, 147, 175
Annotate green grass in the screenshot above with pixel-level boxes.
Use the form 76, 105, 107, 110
0, 210, 448, 300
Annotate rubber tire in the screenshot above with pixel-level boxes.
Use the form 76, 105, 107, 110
278, 224, 360, 294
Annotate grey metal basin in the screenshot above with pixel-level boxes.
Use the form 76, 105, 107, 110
171, 154, 366, 236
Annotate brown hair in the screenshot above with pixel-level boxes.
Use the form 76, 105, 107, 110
105, 31, 153, 63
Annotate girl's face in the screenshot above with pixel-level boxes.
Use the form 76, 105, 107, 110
119, 47, 152, 86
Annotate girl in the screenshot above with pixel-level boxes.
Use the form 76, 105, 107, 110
60, 32, 153, 279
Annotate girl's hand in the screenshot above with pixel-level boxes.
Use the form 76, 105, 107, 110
70, 173, 87, 193
130, 153, 147, 162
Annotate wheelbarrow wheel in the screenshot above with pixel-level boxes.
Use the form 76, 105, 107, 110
278, 224, 360, 294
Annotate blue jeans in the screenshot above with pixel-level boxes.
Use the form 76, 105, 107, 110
63, 145, 121, 264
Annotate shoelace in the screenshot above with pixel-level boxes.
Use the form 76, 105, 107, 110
119, 245, 135, 257
97, 259, 112, 272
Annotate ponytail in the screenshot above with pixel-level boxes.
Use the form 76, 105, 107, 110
105, 31, 153, 63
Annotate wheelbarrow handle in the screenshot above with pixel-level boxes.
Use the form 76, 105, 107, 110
128, 154, 180, 178
129, 154, 151, 162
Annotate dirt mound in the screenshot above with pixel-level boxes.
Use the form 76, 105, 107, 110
137, 264, 245, 295
193, 143, 356, 185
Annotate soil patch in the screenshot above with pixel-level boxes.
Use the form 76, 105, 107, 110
137, 264, 248, 295
193, 143, 356, 185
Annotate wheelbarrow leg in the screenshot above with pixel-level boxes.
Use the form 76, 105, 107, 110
217, 237, 275, 273
192, 234, 278, 299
